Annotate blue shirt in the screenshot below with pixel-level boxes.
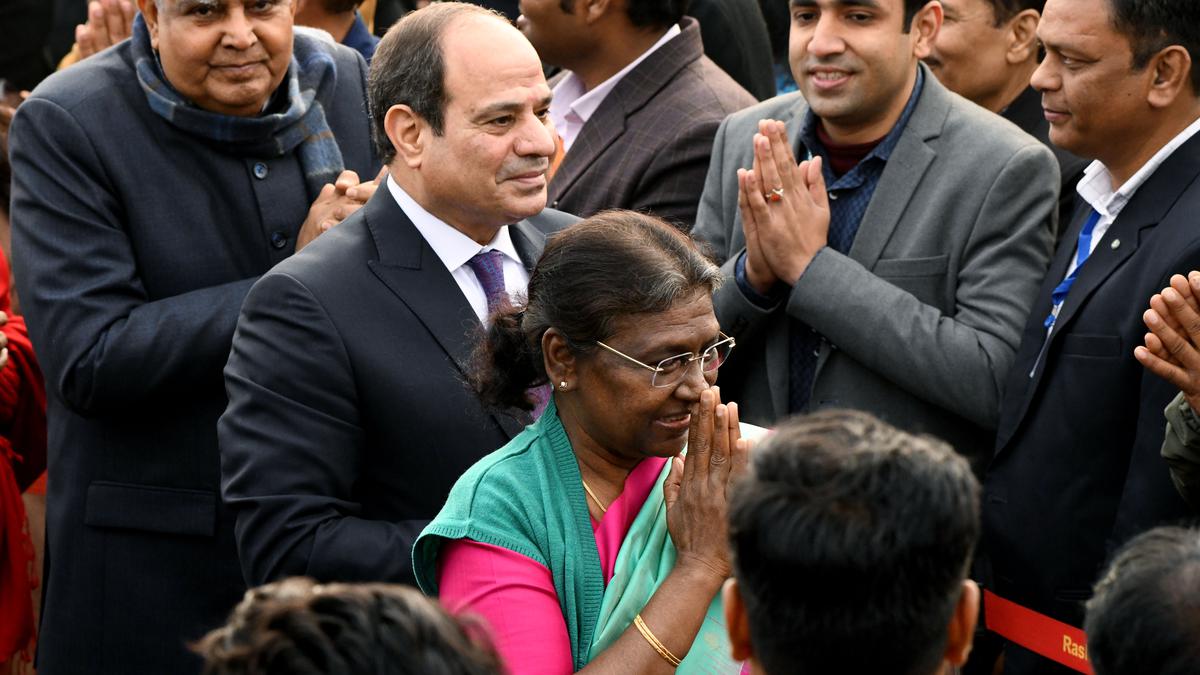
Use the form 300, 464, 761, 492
342, 12, 380, 65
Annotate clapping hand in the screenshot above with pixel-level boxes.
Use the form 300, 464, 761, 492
1135, 272, 1200, 413
736, 119, 830, 296
296, 166, 388, 252
76, 0, 137, 61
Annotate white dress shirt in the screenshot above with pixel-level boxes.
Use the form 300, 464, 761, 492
386, 176, 530, 324
1065, 114, 1200, 280
549, 23, 682, 152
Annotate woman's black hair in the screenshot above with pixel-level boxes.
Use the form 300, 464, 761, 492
473, 209, 721, 410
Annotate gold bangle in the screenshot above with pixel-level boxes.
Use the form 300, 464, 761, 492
633, 613, 682, 667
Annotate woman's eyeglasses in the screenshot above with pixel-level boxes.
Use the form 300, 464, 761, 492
594, 333, 736, 388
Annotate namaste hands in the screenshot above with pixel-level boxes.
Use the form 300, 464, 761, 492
736, 119, 831, 296
1136, 272, 1200, 414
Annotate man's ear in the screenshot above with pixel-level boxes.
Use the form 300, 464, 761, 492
384, 104, 427, 170
580, 0, 614, 25
1005, 9, 1041, 65
1146, 46, 1194, 109
910, 0, 943, 60
723, 578, 755, 663
944, 579, 980, 667
542, 328, 578, 390
138, 0, 159, 49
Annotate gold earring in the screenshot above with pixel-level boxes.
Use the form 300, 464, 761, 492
559, 381, 568, 390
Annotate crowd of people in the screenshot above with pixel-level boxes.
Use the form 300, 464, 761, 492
1, 0, 1200, 673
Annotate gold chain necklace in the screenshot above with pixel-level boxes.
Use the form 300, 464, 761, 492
581, 479, 608, 514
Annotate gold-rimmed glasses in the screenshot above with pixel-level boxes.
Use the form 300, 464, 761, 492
594, 332, 736, 388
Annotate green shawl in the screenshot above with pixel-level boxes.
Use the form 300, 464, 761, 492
412, 400, 740, 672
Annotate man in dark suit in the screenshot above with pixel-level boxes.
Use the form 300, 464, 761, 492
692, 0, 1057, 468
924, 0, 1087, 239
982, 0, 1200, 671
219, 2, 573, 587
518, 0, 755, 226
7, 0, 379, 672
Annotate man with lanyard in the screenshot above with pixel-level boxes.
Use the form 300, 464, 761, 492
983, 0, 1200, 671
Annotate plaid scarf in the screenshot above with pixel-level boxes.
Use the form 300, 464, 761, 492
131, 13, 344, 198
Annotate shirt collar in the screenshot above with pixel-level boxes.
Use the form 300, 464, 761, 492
342, 12, 379, 62
385, 175, 523, 274
1076, 114, 1200, 221
799, 65, 925, 165
549, 23, 682, 130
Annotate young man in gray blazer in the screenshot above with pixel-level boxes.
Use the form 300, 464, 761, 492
692, 0, 1058, 467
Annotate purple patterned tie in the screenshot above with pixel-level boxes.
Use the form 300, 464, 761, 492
465, 249, 509, 316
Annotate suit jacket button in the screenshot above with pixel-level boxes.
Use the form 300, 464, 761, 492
270, 231, 288, 249
253, 162, 269, 180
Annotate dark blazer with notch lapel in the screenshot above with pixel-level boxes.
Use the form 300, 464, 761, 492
8, 38, 376, 675
219, 186, 575, 586
547, 16, 755, 228
983, 131, 1200, 659
693, 67, 1058, 466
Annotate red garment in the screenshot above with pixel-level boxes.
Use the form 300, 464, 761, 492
0, 246, 47, 665
815, 122, 883, 177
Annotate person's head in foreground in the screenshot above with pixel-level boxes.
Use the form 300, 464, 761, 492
1032, 0, 1200, 184
1085, 526, 1200, 675
724, 409, 981, 675
194, 577, 502, 675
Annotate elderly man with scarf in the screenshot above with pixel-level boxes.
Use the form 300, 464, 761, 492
6, 1, 379, 673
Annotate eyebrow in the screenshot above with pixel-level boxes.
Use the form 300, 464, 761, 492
790, 0, 880, 8
473, 94, 553, 121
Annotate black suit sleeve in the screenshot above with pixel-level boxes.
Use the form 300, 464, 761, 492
219, 270, 421, 585
9, 97, 256, 416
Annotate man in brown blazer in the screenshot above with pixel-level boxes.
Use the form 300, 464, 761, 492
517, 0, 756, 227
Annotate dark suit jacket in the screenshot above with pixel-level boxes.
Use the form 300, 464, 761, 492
219, 187, 575, 586
1003, 86, 1090, 242
984, 131, 1200, 647
8, 39, 377, 675
688, 0, 776, 101
548, 17, 755, 228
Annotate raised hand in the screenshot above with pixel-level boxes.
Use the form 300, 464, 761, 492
663, 387, 749, 581
737, 119, 830, 289
1135, 272, 1200, 413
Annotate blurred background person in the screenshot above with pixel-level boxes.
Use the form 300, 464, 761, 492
519, 0, 755, 226
1084, 526, 1200, 675
294, 0, 380, 62
414, 211, 754, 674
925, 0, 1087, 239
7, 0, 380, 671
195, 577, 503, 675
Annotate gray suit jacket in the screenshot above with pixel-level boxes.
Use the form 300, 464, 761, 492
548, 17, 755, 227
693, 66, 1057, 462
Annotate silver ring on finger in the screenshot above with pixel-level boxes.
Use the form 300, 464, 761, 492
768, 187, 784, 203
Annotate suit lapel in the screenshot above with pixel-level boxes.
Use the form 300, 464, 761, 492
848, 67, 945, 271
362, 189, 549, 438
548, 19, 703, 204
364, 191, 479, 376
999, 131, 1200, 448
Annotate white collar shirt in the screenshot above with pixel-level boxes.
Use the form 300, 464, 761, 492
1066, 114, 1200, 279
386, 176, 530, 324
549, 23, 682, 153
